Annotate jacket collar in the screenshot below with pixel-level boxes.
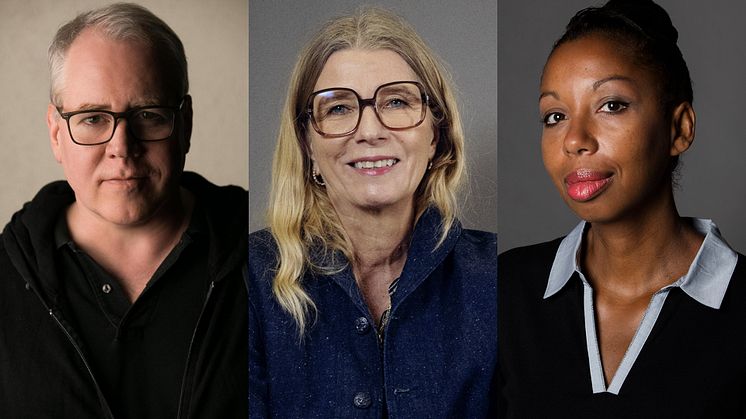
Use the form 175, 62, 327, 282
325, 206, 462, 314
544, 218, 738, 309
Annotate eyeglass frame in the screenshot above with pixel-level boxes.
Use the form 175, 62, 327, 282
305, 80, 430, 138
56, 96, 188, 146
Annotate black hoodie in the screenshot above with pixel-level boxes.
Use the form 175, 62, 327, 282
0, 172, 247, 418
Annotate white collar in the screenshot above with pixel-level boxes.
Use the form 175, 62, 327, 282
544, 218, 738, 309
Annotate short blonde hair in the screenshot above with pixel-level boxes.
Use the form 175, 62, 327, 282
48, 2, 188, 107
268, 7, 466, 337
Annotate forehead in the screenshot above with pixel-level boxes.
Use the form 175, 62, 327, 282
541, 35, 653, 91
59, 28, 166, 107
313, 48, 418, 95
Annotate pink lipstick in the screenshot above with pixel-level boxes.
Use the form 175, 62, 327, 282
564, 169, 613, 202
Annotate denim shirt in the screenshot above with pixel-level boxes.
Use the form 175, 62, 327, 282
248, 207, 497, 418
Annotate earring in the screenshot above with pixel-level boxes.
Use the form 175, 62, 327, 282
312, 167, 325, 186
427, 161, 433, 170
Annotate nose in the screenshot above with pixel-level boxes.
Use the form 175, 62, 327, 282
105, 118, 141, 158
355, 105, 386, 143
562, 115, 598, 155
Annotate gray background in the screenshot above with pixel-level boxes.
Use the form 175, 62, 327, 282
249, 0, 497, 233
498, 0, 746, 253
0, 0, 248, 227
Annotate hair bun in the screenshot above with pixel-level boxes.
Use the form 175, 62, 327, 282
603, 0, 679, 45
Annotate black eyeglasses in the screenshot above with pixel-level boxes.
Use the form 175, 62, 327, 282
306, 81, 429, 137
56, 97, 186, 146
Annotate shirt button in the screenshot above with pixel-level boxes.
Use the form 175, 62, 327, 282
353, 391, 371, 409
102, 284, 112, 294
354, 317, 370, 334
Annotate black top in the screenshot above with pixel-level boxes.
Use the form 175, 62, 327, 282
0, 172, 248, 418
498, 238, 746, 418
54, 206, 208, 418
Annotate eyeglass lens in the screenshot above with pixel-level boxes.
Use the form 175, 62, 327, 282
311, 82, 425, 136
68, 108, 176, 144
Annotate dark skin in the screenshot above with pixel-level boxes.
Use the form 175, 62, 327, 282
540, 34, 703, 384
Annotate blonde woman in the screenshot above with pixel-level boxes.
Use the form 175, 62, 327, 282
248, 8, 497, 418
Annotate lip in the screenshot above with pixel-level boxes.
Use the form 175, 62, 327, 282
347, 155, 399, 176
564, 168, 613, 202
101, 175, 148, 188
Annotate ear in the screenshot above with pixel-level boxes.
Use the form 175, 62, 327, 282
47, 103, 63, 163
180, 95, 193, 155
669, 102, 695, 157
428, 125, 439, 160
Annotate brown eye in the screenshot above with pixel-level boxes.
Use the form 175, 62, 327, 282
543, 112, 565, 126
599, 101, 629, 113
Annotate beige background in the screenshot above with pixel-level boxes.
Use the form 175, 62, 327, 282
0, 0, 248, 226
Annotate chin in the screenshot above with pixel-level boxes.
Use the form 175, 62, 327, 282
357, 194, 412, 212
567, 204, 626, 225
94, 202, 158, 226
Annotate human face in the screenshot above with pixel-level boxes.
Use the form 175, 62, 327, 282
539, 35, 686, 224
308, 49, 437, 214
47, 28, 192, 227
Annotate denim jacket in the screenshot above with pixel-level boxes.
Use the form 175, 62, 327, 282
248, 207, 497, 418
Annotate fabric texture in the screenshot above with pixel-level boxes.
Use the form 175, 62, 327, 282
0, 171, 248, 418
498, 224, 746, 418
248, 207, 498, 418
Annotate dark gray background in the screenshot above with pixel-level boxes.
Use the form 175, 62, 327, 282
249, 0, 497, 233
498, 0, 746, 253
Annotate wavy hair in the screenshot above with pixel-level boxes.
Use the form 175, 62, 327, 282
268, 7, 466, 337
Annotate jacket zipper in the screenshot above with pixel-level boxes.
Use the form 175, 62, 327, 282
176, 280, 216, 419
49, 308, 116, 419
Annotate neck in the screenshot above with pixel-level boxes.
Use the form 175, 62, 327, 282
66, 187, 194, 301
335, 201, 415, 280
334, 200, 415, 325
583, 191, 703, 297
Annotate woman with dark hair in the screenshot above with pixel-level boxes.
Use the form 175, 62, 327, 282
498, 0, 745, 416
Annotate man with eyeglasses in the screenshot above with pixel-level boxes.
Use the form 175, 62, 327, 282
0, 3, 246, 418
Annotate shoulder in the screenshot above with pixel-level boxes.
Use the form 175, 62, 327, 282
452, 228, 497, 265
248, 229, 277, 262
247, 229, 278, 295
182, 171, 247, 211
498, 238, 564, 298
725, 253, 746, 292
499, 237, 563, 272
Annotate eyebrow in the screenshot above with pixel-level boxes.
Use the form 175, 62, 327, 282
539, 75, 636, 101
539, 91, 558, 101
592, 75, 635, 90
71, 103, 111, 112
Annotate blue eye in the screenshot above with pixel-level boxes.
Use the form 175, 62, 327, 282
384, 98, 408, 109
543, 112, 565, 126
328, 104, 352, 115
599, 101, 629, 113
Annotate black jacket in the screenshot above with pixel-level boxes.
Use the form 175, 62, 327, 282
0, 172, 247, 418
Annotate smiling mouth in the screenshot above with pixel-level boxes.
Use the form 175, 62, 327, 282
351, 159, 399, 169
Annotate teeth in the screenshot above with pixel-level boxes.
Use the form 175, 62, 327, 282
354, 159, 396, 169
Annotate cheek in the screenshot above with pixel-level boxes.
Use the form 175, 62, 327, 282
310, 137, 343, 167
540, 138, 558, 176
60, 149, 100, 193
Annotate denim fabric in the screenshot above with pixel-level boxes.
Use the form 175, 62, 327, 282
248, 207, 497, 418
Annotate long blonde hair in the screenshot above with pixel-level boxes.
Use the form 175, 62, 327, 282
268, 7, 466, 337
